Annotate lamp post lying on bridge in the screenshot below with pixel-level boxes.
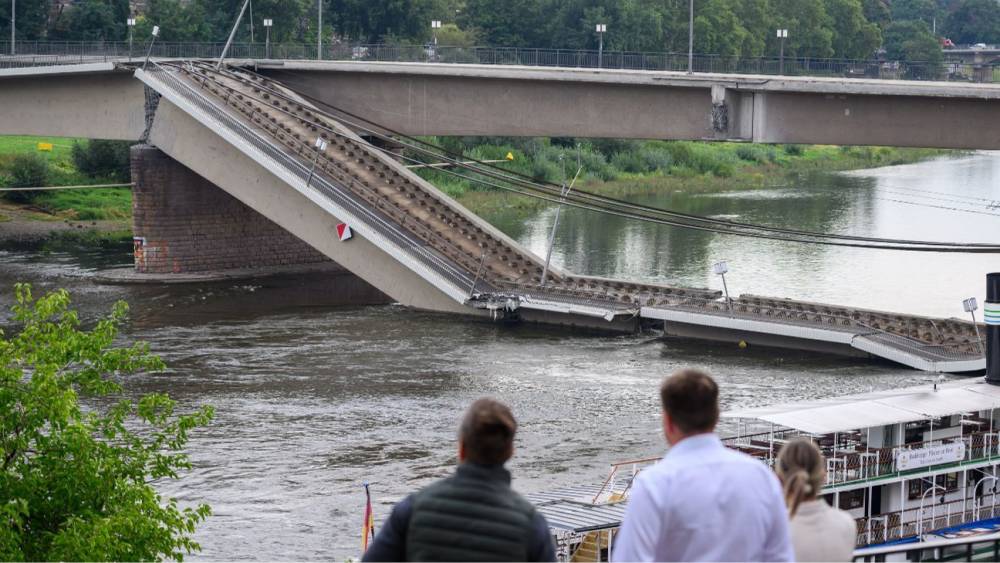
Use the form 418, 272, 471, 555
306, 137, 328, 188
964, 297, 985, 354
713, 260, 731, 311
143, 25, 159, 70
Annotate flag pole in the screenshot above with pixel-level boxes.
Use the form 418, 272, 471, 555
362, 482, 376, 552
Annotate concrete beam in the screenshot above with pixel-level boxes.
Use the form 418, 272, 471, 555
264, 65, 715, 140
260, 61, 1000, 148
146, 97, 471, 313
751, 91, 1000, 149
0, 65, 145, 140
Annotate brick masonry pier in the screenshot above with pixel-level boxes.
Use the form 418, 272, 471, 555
131, 144, 334, 274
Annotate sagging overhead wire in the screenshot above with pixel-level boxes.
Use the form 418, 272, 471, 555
212, 64, 1000, 253
254, 65, 1000, 249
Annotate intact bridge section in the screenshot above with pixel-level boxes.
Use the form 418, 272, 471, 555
127, 62, 984, 373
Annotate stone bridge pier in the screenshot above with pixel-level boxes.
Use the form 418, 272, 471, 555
128, 145, 388, 301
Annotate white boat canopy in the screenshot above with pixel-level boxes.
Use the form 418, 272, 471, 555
722, 379, 1000, 435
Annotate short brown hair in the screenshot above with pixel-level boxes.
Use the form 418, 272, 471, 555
459, 398, 517, 465
660, 369, 719, 434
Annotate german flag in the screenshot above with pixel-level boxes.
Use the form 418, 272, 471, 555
362, 482, 376, 552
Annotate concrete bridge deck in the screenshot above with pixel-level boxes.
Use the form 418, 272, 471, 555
130, 62, 984, 373
4, 60, 1000, 149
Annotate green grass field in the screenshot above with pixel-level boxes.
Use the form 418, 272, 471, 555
0, 135, 132, 220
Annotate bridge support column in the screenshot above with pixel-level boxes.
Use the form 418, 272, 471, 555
129, 144, 366, 280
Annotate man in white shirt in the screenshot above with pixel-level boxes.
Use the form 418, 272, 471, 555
612, 369, 794, 562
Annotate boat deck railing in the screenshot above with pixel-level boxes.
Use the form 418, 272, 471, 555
724, 428, 1000, 487
855, 500, 1000, 548
853, 529, 1000, 562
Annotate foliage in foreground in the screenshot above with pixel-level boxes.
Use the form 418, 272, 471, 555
0, 284, 214, 561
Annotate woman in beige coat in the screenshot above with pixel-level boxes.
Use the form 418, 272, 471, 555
776, 439, 857, 562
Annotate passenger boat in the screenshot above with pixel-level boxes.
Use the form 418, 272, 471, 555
532, 378, 1000, 561
529, 274, 1000, 561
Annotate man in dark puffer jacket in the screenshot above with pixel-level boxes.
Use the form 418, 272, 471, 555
363, 398, 555, 562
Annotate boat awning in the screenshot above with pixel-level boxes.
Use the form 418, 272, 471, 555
535, 500, 628, 534
723, 379, 1000, 435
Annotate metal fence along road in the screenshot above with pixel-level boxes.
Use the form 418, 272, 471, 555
2, 41, 999, 83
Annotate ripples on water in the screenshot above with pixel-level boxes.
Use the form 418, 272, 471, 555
0, 154, 996, 559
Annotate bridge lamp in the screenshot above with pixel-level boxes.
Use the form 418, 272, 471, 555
263, 18, 273, 59
964, 297, 985, 354
127, 18, 136, 60
777, 29, 789, 75
431, 19, 441, 53
143, 25, 160, 70
713, 260, 732, 311
596, 23, 607, 69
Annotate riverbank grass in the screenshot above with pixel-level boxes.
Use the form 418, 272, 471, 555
433, 141, 951, 214
0, 135, 132, 220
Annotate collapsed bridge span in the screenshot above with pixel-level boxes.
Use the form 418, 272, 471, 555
134, 62, 984, 372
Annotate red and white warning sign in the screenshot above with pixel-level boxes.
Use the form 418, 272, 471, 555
337, 223, 353, 241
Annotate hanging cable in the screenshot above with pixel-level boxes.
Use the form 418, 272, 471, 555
190, 63, 1000, 253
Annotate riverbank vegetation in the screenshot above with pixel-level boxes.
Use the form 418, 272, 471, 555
408, 137, 950, 214
5, 0, 996, 66
0, 284, 213, 561
0, 136, 132, 221
0, 134, 952, 227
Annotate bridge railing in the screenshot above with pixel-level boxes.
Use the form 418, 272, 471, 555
2, 41, 998, 83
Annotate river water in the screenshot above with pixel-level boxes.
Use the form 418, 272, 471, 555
1, 153, 998, 560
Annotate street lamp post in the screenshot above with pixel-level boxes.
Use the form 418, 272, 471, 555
777, 28, 788, 74
595, 23, 606, 68
143, 25, 159, 70
713, 261, 731, 312
687, 0, 694, 73
127, 18, 136, 60
316, 0, 322, 60
306, 137, 328, 188
965, 297, 985, 354
431, 20, 441, 46
263, 18, 272, 59
10, 0, 14, 56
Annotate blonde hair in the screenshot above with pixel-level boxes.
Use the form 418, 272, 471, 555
775, 438, 827, 517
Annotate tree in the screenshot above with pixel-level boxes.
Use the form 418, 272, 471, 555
945, 0, 1000, 45
693, 0, 752, 57
771, 0, 834, 58
51, 0, 122, 41
0, 0, 51, 42
327, 0, 448, 43
883, 19, 943, 77
862, 0, 890, 30
460, 0, 549, 47
2, 154, 49, 204
824, 0, 881, 59
890, 0, 940, 30
71, 140, 133, 182
0, 285, 214, 561
136, 0, 213, 42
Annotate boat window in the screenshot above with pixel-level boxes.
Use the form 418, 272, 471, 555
838, 488, 866, 510
907, 473, 960, 500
